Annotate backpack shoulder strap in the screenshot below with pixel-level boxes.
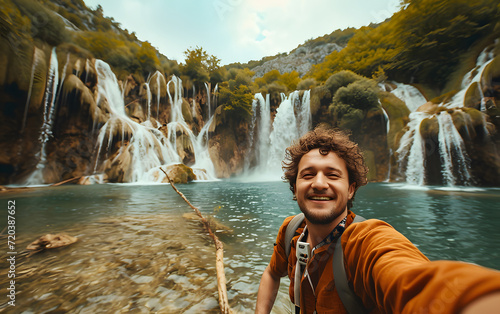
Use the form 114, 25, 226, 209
284, 213, 305, 258
333, 214, 368, 314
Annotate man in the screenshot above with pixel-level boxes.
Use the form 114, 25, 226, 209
256, 127, 500, 313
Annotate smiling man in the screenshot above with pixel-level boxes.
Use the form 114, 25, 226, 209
255, 126, 500, 314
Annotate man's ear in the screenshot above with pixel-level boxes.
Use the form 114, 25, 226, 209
348, 182, 356, 200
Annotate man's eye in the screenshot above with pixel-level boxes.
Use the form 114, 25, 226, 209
327, 173, 340, 178
302, 173, 314, 178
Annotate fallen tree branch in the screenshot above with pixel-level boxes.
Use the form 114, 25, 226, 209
160, 167, 232, 314
50, 176, 82, 187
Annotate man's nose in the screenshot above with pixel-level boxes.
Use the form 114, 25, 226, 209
311, 172, 328, 190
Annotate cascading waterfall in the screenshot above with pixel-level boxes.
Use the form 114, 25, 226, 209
447, 47, 495, 110
245, 93, 271, 172
381, 103, 391, 181
144, 82, 152, 121
245, 90, 311, 180
394, 47, 494, 186
92, 61, 216, 183
25, 47, 60, 185
390, 82, 427, 112
204, 82, 211, 120
396, 112, 428, 186
213, 83, 218, 110
437, 111, 472, 186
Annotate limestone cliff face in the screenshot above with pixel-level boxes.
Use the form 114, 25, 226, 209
251, 43, 344, 78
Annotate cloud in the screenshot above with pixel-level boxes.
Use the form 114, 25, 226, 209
83, 0, 400, 65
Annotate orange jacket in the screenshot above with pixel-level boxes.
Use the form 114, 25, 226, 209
268, 212, 500, 313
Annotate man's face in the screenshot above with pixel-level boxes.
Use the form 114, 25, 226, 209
294, 148, 355, 225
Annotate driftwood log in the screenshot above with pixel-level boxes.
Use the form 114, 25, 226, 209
26, 233, 78, 252
160, 167, 232, 314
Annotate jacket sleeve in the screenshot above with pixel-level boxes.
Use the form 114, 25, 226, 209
342, 219, 500, 314
268, 216, 295, 278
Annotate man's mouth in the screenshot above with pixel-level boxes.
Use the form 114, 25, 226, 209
308, 196, 334, 201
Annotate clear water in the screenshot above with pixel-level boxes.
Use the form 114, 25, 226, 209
1, 181, 499, 313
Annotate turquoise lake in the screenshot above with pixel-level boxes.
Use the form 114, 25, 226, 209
1, 181, 499, 313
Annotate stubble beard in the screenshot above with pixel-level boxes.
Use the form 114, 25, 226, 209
297, 199, 347, 225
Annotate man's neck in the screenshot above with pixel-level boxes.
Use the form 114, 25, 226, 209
306, 210, 348, 248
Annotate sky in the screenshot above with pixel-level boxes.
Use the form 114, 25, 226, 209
82, 0, 400, 65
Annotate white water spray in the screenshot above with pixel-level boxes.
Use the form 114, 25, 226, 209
26, 47, 60, 185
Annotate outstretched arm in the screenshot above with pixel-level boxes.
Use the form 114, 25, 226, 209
256, 265, 281, 314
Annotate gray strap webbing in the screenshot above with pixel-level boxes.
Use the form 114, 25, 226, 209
333, 215, 368, 314
284, 213, 368, 313
285, 213, 305, 310
285, 213, 305, 257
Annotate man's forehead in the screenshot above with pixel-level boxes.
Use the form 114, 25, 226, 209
298, 149, 345, 168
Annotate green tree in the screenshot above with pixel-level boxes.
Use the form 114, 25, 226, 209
136, 41, 160, 74
218, 84, 254, 123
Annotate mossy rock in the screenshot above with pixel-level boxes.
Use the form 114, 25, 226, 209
462, 107, 485, 128
363, 150, 377, 181
463, 82, 482, 109
430, 90, 459, 105
419, 115, 439, 140
378, 91, 410, 150
181, 98, 193, 124
149, 71, 167, 98
451, 109, 476, 140
164, 164, 196, 183
482, 55, 500, 91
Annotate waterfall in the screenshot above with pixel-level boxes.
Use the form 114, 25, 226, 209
155, 71, 163, 119
390, 82, 427, 112
381, 103, 391, 181
25, 47, 60, 185
396, 112, 428, 186
144, 82, 152, 121
437, 112, 472, 186
92, 61, 216, 183
205, 82, 211, 120
245, 90, 311, 180
446, 47, 495, 110
213, 83, 218, 110
246, 93, 271, 172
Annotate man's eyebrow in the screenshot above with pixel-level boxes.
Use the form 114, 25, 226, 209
298, 166, 344, 174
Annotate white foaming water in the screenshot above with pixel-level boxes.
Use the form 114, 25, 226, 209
26, 47, 59, 185
437, 111, 472, 186
390, 82, 427, 112
93, 61, 216, 183
446, 47, 495, 110
144, 82, 152, 120
396, 111, 429, 186
205, 82, 211, 121
245, 90, 311, 180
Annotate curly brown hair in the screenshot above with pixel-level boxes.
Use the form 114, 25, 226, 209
282, 126, 369, 209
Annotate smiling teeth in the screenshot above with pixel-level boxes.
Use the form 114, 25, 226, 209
310, 197, 331, 200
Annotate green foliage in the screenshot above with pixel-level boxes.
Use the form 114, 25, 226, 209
297, 77, 317, 90
253, 69, 301, 93
136, 41, 160, 74
218, 84, 254, 123
325, 70, 364, 94
14, 0, 70, 46
308, 0, 500, 90
181, 46, 223, 87
332, 79, 379, 111
328, 75, 380, 130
